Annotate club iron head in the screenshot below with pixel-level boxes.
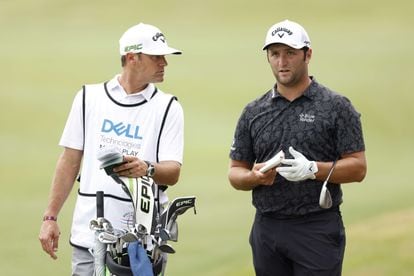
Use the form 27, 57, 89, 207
89, 219, 100, 231
319, 183, 332, 209
319, 159, 337, 209
159, 228, 171, 241
98, 232, 118, 243
90, 217, 113, 231
158, 244, 176, 254
168, 220, 178, 242
121, 232, 139, 243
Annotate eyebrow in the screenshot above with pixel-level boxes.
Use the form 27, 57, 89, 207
269, 47, 296, 53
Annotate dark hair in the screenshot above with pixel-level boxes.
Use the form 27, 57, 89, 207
121, 55, 127, 67
265, 46, 310, 61
302, 47, 309, 61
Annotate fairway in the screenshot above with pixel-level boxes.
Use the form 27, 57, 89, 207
1, 0, 413, 275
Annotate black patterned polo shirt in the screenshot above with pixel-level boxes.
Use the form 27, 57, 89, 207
229, 78, 365, 216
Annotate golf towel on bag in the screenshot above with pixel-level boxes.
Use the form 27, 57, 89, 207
128, 242, 153, 276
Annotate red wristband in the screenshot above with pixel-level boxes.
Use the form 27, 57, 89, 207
43, 216, 57, 222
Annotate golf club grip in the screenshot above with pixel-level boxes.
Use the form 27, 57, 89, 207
96, 191, 104, 218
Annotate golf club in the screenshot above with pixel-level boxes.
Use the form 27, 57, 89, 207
92, 191, 106, 276
319, 159, 337, 209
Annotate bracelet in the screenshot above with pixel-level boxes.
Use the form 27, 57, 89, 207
43, 216, 58, 222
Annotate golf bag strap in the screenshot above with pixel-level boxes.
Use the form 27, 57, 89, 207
156, 95, 178, 192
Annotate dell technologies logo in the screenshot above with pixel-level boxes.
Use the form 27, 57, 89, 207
101, 119, 143, 140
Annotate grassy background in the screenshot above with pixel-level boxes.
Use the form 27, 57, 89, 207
1, 0, 413, 275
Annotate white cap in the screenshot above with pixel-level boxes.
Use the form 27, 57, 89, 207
263, 20, 311, 50
119, 23, 182, 56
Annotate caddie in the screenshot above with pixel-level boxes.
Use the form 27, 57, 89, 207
39, 22, 184, 275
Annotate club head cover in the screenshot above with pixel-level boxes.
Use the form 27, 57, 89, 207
97, 147, 126, 176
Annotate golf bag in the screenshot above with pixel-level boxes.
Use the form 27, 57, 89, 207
91, 149, 196, 276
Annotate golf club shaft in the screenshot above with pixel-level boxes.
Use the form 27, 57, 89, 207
97, 191, 104, 218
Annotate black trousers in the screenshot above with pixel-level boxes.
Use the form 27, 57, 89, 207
250, 210, 346, 276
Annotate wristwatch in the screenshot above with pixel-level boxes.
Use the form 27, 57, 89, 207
144, 161, 155, 177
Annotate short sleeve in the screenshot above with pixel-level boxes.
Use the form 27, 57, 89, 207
229, 107, 256, 163
157, 100, 184, 164
334, 97, 365, 155
59, 89, 84, 150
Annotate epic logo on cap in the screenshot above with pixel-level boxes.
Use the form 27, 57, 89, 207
124, 44, 143, 53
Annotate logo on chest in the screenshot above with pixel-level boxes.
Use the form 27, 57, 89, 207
299, 113, 315, 123
101, 119, 143, 140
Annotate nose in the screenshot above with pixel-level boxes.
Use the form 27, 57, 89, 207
278, 53, 288, 66
160, 55, 168, 66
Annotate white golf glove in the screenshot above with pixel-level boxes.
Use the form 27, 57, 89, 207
276, 146, 318, 181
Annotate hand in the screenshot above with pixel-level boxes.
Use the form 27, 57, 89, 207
276, 146, 318, 181
39, 221, 60, 259
113, 156, 147, 178
253, 163, 278, 186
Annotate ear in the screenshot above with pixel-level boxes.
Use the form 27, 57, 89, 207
305, 48, 312, 64
266, 49, 270, 63
126, 52, 139, 64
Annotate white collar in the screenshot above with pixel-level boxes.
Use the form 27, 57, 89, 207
106, 74, 156, 104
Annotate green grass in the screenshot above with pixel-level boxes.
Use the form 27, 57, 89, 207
1, 0, 413, 275
344, 209, 414, 276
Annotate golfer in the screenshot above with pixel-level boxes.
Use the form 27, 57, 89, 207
228, 19, 367, 275
39, 22, 184, 275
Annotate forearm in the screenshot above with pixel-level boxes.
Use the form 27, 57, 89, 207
43, 148, 82, 217
315, 151, 367, 184
228, 167, 258, 191
228, 159, 278, 190
153, 160, 181, 186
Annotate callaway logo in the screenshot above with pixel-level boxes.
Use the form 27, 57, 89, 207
152, 32, 166, 43
271, 27, 293, 38
101, 119, 143, 140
